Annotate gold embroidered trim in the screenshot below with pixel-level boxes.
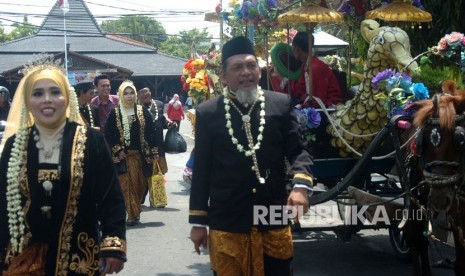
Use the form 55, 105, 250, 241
115, 108, 124, 147
38, 170, 59, 182
293, 173, 313, 186
189, 210, 208, 216
111, 144, 123, 156
137, 105, 152, 164
56, 125, 87, 276
69, 232, 99, 274
100, 236, 127, 253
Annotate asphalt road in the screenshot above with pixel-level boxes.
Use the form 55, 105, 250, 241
118, 116, 454, 276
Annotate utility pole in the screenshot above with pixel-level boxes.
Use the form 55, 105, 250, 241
219, 0, 223, 47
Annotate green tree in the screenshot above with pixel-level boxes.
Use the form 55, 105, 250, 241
4, 16, 36, 41
159, 29, 213, 59
407, 0, 465, 54
0, 24, 8, 43
101, 15, 167, 49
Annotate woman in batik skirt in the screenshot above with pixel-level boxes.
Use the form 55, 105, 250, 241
105, 81, 157, 226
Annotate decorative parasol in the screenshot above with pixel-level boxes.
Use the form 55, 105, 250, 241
365, 0, 432, 28
277, 0, 344, 101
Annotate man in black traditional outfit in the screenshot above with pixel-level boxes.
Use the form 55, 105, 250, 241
189, 36, 314, 276
137, 87, 176, 207
75, 81, 100, 129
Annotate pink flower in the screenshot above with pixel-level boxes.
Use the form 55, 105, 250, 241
445, 32, 464, 45
437, 38, 448, 51
462, 37, 465, 47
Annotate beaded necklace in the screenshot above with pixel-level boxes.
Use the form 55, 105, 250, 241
223, 87, 266, 184
151, 100, 159, 121
86, 104, 94, 127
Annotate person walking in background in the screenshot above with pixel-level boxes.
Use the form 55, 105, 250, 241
0, 65, 127, 275
138, 87, 176, 208
91, 74, 118, 132
0, 86, 11, 121
74, 81, 100, 130
185, 96, 193, 110
167, 94, 184, 131
189, 36, 313, 276
105, 81, 158, 226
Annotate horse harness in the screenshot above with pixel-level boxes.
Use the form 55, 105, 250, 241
414, 93, 465, 246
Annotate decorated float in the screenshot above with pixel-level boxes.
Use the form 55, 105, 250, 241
183, 0, 465, 265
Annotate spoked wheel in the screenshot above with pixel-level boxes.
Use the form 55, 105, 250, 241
389, 223, 411, 260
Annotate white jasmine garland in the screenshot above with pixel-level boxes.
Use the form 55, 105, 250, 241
223, 88, 266, 157
86, 104, 94, 127
151, 99, 159, 121
68, 87, 81, 124
223, 87, 266, 184
6, 105, 28, 254
119, 101, 131, 146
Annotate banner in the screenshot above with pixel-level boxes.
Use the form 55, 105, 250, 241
59, 0, 69, 13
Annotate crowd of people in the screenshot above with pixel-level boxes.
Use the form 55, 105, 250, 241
0, 32, 341, 275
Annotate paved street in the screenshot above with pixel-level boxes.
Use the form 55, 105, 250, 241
118, 116, 454, 276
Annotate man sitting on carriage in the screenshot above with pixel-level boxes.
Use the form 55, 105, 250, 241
268, 31, 344, 108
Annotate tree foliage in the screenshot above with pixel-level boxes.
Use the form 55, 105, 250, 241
100, 15, 167, 49
407, 0, 465, 54
159, 29, 213, 59
0, 16, 36, 43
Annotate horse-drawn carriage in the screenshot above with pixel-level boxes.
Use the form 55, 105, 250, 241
291, 26, 465, 274
292, 99, 415, 257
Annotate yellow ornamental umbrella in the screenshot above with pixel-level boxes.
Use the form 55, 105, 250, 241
278, 0, 344, 101
278, 4, 344, 24
365, 0, 432, 27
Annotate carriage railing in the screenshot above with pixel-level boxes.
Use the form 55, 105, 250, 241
308, 111, 415, 205
312, 96, 418, 159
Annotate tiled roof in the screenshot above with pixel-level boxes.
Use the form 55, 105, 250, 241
37, 0, 103, 37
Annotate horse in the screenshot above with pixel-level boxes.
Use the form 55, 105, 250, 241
406, 84, 465, 275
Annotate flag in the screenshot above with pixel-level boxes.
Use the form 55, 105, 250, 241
59, 0, 69, 13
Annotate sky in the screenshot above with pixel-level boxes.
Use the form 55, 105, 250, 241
0, 0, 223, 38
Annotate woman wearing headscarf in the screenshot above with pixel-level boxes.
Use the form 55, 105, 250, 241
0, 65, 127, 275
167, 94, 184, 131
105, 81, 158, 226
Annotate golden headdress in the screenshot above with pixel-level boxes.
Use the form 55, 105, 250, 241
2, 64, 83, 145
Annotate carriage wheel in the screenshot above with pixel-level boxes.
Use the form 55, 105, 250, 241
388, 223, 411, 260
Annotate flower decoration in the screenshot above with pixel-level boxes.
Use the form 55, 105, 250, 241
294, 107, 321, 142
430, 32, 465, 72
269, 28, 298, 45
181, 58, 209, 104
225, 0, 279, 32
373, 68, 429, 116
306, 108, 322, 129
324, 55, 347, 72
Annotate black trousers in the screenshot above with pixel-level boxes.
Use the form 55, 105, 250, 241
212, 254, 293, 276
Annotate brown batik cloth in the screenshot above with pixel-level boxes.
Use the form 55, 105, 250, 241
209, 226, 293, 276
118, 150, 147, 221
4, 243, 48, 276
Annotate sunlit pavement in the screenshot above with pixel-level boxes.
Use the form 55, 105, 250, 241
119, 115, 454, 276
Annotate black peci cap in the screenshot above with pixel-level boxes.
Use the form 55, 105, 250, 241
221, 36, 256, 64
